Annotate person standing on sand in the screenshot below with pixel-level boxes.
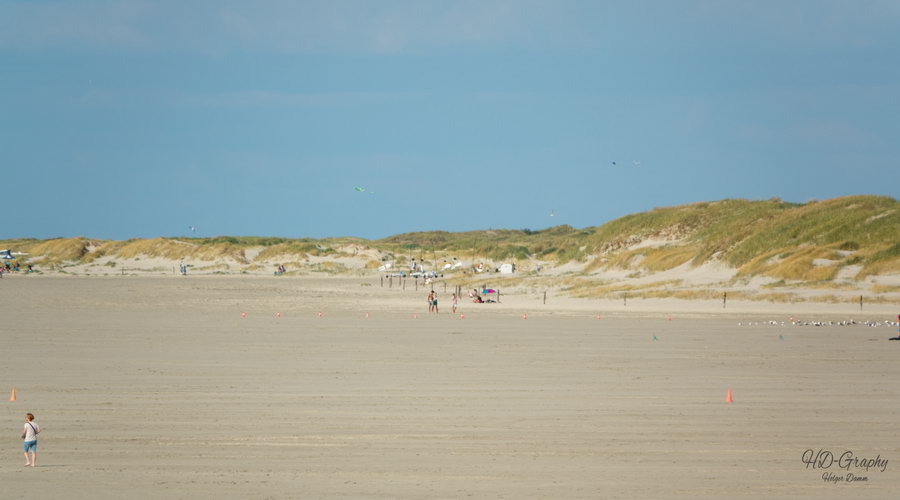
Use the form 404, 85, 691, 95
451, 293, 458, 313
432, 291, 439, 314
22, 413, 41, 467
426, 291, 434, 313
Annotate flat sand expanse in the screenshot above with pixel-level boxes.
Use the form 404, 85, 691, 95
1, 276, 899, 499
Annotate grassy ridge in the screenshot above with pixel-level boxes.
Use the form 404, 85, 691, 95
3, 195, 898, 280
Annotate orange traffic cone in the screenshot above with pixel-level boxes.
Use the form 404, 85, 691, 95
241, 312, 246, 319
726, 389, 733, 403
523, 312, 528, 320
9, 388, 16, 402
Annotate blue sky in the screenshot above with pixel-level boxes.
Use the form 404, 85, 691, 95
2, 0, 898, 240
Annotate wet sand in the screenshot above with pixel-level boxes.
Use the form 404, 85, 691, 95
1, 276, 898, 498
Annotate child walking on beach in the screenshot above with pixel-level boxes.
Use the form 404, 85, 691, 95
22, 413, 41, 467
451, 293, 458, 313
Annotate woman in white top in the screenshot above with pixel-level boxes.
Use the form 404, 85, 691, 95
23, 413, 41, 467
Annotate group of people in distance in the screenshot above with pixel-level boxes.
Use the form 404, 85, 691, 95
426, 291, 460, 314
1, 261, 32, 277
425, 289, 489, 312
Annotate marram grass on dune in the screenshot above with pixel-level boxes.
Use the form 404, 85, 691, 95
3, 195, 898, 283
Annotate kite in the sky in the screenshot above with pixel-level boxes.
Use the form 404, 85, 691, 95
189, 225, 197, 233
611, 161, 617, 166
549, 210, 555, 217
354, 187, 365, 192
632, 160, 641, 167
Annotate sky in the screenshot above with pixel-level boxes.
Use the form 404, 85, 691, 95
2, 0, 899, 240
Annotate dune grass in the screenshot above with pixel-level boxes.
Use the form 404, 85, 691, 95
374, 196, 897, 280
24, 237, 92, 264
639, 245, 698, 272
115, 238, 248, 263
857, 242, 900, 278
254, 240, 337, 261
5, 196, 898, 284
764, 280, 859, 291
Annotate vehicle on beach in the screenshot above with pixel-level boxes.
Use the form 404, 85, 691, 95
409, 270, 440, 279
1, 249, 27, 260
382, 270, 442, 279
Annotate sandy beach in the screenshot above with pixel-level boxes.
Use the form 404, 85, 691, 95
1, 275, 899, 498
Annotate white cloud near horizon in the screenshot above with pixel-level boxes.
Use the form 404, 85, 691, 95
1, 0, 898, 55
186, 89, 420, 108
67, 87, 424, 109
0, 0, 570, 54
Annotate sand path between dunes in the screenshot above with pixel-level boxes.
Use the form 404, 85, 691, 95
1, 276, 898, 499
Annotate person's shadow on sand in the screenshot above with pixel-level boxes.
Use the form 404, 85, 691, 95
889, 336, 900, 341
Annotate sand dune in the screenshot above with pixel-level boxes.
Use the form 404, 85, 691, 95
4, 196, 899, 308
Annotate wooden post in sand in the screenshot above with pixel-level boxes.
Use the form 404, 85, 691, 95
860, 295, 863, 310
543, 291, 547, 304
381, 276, 383, 288
498, 289, 501, 303
403, 278, 406, 290
623, 293, 627, 306
444, 282, 447, 293
390, 275, 393, 288
723, 292, 727, 309
415, 279, 418, 291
